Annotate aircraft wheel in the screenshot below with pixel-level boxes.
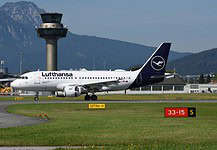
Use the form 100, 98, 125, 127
85, 94, 91, 101
91, 95, 97, 101
34, 96, 39, 104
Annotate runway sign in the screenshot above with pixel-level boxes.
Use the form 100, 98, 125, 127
165, 107, 196, 118
88, 104, 105, 109
14, 97, 24, 101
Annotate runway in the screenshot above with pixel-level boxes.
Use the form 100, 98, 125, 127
0, 101, 46, 128
0, 99, 217, 129
2, 99, 217, 104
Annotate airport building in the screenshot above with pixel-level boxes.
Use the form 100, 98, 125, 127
185, 84, 217, 93
102, 74, 187, 95
0, 60, 12, 95
130, 74, 186, 94
101, 74, 217, 95
37, 13, 68, 71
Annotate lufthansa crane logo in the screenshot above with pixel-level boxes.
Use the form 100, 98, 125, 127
151, 56, 165, 71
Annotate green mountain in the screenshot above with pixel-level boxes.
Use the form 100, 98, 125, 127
167, 48, 217, 75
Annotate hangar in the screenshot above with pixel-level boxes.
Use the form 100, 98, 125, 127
103, 74, 187, 94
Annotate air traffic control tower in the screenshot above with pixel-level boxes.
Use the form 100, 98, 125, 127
37, 13, 68, 71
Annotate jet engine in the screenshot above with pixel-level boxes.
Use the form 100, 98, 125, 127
55, 86, 85, 97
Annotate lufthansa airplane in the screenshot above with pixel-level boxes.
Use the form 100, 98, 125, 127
11, 42, 171, 101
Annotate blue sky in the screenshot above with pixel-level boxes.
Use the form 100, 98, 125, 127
1, 0, 217, 52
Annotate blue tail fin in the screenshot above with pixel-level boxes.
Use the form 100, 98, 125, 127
129, 42, 171, 88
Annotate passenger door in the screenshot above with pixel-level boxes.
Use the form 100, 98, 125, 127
34, 72, 41, 85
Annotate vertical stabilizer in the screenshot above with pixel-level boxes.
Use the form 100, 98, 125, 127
129, 42, 171, 88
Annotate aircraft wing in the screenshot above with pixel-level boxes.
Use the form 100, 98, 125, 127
0, 78, 16, 82
0, 74, 20, 82
82, 80, 120, 92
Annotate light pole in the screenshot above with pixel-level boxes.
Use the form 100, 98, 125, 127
19, 51, 23, 75
0, 60, 4, 70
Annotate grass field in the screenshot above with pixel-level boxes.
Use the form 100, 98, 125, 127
2, 93, 217, 101
0, 103, 217, 149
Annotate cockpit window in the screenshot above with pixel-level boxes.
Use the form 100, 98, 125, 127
20, 76, 28, 79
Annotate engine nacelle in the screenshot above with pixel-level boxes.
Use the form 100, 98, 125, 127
56, 86, 84, 97
55, 91, 65, 97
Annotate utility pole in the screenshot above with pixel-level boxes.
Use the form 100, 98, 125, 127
19, 51, 23, 75
0, 60, 4, 70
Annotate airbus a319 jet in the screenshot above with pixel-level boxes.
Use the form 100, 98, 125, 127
11, 42, 171, 101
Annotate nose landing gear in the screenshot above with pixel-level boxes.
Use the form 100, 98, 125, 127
34, 91, 39, 104
85, 94, 91, 101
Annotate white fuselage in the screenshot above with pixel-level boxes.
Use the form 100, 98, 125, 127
11, 70, 138, 92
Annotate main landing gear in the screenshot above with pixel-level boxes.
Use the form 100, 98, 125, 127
84, 94, 98, 101
34, 91, 39, 104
